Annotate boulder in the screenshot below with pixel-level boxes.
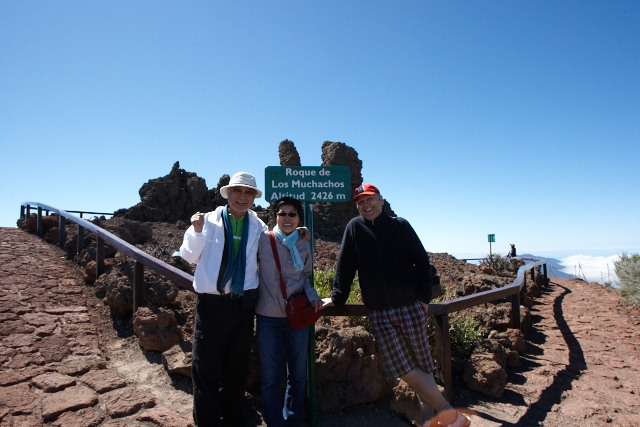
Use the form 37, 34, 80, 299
133, 306, 181, 352
161, 344, 192, 377
314, 317, 391, 411
463, 352, 507, 398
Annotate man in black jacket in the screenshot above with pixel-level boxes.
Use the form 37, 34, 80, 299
323, 184, 470, 427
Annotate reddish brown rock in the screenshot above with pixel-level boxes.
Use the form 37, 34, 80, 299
136, 407, 195, 427
315, 317, 389, 411
133, 305, 181, 352
105, 387, 156, 418
463, 353, 507, 398
31, 372, 76, 392
34, 323, 59, 337
161, 344, 192, 378
51, 407, 105, 427
389, 380, 421, 424
80, 369, 128, 393
2, 333, 38, 348
41, 384, 99, 421
55, 355, 107, 376
22, 312, 59, 327
0, 382, 38, 416
0, 319, 36, 336
0, 366, 47, 387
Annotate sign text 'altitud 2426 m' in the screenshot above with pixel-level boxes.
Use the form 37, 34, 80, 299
264, 166, 351, 202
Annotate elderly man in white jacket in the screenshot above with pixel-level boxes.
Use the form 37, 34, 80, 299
180, 171, 267, 427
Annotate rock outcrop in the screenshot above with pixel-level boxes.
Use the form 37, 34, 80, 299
114, 162, 223, 223
108, 140, 393, 241
133, 306, 182, 352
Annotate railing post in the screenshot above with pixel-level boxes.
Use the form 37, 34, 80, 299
511, 293, 521, 330
530, 268, 536, 288
77, 226, 84, 254
26, 205, 31, 220
20, 205, 25, 222
96, 236, 105, 278
434, 314, 453, 402
543, 263, 548, 288
133, 261, 145, 311
58, 214, 65, 248
37, 207, 43, 236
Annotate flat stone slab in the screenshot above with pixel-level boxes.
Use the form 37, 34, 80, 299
80, 369, 128, 393
105, 387, 156, 418
136, 407, 195, 427
55, 355, 107, 376
50, 407, 105, 427
32, 372, 77, 392
0, 382, 38, 415
41, 384, 99, 421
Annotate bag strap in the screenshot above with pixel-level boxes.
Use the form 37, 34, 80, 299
269, 231, 288, 300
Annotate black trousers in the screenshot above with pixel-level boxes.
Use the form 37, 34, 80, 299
192, 293, 255, 426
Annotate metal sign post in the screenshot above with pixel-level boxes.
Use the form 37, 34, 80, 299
265, 166, 351, 427
488, 234, 496, 256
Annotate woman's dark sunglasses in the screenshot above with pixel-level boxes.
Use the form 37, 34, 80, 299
277, 211, 298, 217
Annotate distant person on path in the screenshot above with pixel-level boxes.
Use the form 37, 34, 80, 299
322, 184, 471, 427
255, 197, 323, 427
180, 171, 268, 427
507, 244, 516, 258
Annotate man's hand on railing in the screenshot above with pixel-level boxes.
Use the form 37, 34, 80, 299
321, 298, 335, 309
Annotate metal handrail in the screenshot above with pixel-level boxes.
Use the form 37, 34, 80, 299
21, 202, 546, 406
21, 202, 194, 308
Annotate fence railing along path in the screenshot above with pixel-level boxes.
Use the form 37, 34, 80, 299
20, 202, 547, 407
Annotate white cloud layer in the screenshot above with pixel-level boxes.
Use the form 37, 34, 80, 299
560, 254, 621, 286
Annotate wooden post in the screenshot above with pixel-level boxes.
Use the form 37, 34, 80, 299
434, 314, 453, 402
58, 214, 65, 248
77, 226, 84, 254
20, 205, 25, 221
543, 263, 548, 287
96, 236, 105, 278
511, 292, 521, 330
133, 261, 145, 311
37, 207, 43, 236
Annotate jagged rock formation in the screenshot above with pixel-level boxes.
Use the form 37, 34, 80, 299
278, 140, 395, 241
278, 139, 301, 166
113, 141, 392, 238
113, 162, 225, 223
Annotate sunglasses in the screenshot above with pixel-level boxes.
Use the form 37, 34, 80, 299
277, 211, 298, 217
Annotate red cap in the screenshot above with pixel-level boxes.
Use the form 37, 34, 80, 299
353, 184, 380, 201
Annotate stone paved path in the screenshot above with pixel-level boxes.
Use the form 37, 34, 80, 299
0, 228, 193, 426
462, 277, 640, 426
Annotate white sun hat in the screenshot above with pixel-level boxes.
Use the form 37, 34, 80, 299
220, 171, 262, 199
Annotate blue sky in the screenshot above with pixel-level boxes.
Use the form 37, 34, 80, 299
1, 1, 639, 260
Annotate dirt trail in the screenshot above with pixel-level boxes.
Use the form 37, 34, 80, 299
461, 277, 640, 426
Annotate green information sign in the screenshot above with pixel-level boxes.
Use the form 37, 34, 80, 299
488, 234, 495, 243
265, 166, 351, 202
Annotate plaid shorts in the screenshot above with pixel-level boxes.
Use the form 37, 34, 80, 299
369, 300, 435, 380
